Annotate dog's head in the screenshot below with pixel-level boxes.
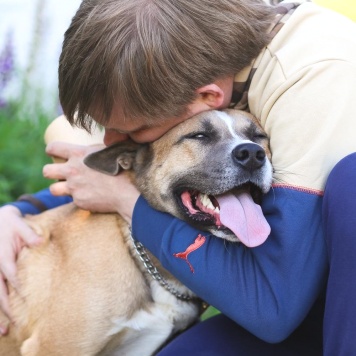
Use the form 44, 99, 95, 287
85, 109, 273, 246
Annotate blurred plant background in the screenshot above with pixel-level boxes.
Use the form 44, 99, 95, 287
0, 0, 80, 204
0, 0, 354, 205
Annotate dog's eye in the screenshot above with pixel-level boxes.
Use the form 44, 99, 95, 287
253, 133, 268, 140
187, 132, 209, 140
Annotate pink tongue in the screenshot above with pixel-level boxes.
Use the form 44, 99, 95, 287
216, 192, 270, 247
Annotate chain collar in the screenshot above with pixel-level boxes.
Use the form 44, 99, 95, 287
130, 232, 196, 302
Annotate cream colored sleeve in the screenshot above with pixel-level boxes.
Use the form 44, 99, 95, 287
253, 59, 356, 191
44, 115, 104, 146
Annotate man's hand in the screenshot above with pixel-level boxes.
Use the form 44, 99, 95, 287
43, 142, 140, 223
0, 205, 43, 334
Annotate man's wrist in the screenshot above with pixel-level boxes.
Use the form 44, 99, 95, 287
1, 204, 22, 216
117, 192, 140, 225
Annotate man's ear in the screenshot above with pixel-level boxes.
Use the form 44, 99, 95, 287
196, 84, 224, 109
84, 141, 141, 175
194, 75, 234, 110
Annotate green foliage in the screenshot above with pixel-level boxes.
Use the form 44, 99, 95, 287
0, 102, 54, 204
201, 306, 221, 321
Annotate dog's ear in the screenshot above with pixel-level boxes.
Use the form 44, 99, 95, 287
84, 141, 141, 175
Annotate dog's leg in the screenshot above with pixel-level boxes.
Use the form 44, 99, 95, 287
107, 322, 173, 356
105, 301, 191, 356
19, 332, 40, 356
20, 330, 96, 356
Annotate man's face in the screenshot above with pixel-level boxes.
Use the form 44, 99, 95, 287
95, 79, 234, 145
100, 100, 207, 145
103, 114, 188, 145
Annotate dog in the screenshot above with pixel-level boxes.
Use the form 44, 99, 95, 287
0, 109, 273, 355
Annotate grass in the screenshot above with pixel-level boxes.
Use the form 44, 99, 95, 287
201, 306, 221, 321
0, 101, 54, 204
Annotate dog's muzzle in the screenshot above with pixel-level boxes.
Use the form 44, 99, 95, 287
232, 142, 266, 172
175, 142, 272, 247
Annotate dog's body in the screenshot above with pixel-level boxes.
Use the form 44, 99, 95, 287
1, 205, 198, 356
0, 109, 273, 355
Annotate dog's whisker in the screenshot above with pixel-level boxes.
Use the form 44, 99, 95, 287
273, 168, 306, 180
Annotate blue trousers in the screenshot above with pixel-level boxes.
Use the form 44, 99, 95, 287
157, 153, 356, 356
323, 153, 356, 355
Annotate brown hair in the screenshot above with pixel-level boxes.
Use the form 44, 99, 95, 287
59, 0, 275, 131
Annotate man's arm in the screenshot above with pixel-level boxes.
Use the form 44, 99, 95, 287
6, 188, 73, 215
132, 189, 328, 343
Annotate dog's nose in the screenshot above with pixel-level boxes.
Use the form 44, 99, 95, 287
232, 143, 266, 171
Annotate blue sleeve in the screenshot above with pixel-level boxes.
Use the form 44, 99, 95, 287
132, 187, 328, 343
5, 188, 73, 215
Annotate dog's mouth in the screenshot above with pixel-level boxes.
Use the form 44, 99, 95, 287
179, 183, 260, 226
177, 183, 270, 247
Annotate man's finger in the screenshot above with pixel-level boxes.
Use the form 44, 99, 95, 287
0, 277, 12, 324
0, 323, 8, 336
45, 141, 87, 159
48, 181, 71, 196
16, 222, 43, 248
42, 162, 70, 181
0, 261, 18, 291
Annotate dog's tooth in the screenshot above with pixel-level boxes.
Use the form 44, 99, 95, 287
199, 193, 214, 210
200, 194, 209, 207
200, 194, 207, 206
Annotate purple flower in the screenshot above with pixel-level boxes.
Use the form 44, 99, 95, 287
0, 33, 15, 106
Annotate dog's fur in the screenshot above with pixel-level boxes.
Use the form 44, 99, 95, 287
0, 109, 272, 356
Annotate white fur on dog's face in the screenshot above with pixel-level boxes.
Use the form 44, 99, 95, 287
86, 109, 273, 241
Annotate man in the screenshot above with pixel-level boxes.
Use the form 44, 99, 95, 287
1, 1, 356, 354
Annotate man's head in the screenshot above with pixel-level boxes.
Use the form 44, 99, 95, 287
59, 0, 274, 139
